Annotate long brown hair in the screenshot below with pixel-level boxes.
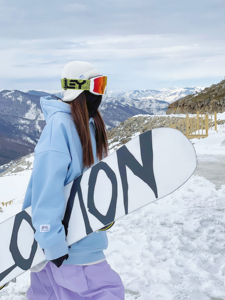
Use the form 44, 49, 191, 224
70, 92, 108, 167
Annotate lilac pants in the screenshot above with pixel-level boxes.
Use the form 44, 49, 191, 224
27, 261, 124, 300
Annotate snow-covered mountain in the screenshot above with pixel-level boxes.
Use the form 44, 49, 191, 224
0, 90, 47, 166
108, 87, 203, 103
0, 87, 203, 165
101, 87, 203, 127
27, 88, 204, 127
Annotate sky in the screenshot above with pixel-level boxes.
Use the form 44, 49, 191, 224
0, 0, 225, 92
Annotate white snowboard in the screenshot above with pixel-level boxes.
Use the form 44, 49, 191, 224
0, 128, 197, 286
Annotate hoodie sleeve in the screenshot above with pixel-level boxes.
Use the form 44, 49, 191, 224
31, 150, 71, 260
30, 116, 72, 261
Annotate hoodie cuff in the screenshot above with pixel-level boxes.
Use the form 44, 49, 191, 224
44, 239, 68, 261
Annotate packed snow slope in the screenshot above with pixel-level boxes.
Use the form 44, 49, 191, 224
0, 114, 224, 300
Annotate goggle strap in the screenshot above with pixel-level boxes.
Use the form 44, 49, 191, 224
61, 78, 91, 90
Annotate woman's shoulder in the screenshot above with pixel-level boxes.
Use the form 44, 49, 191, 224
49, 111, 74, 132
36, 113, 77, 155
39, 112, 77, 143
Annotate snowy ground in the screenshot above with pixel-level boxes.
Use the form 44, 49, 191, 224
0, 120, 224, 300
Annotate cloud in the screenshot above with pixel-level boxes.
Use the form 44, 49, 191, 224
62, 3, 87, 12
0, 0, 224, 90
0, 0, 224, 39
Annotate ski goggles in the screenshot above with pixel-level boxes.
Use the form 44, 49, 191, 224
61, 75, 107, 95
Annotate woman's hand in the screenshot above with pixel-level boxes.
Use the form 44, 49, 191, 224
51, 254, 69, 268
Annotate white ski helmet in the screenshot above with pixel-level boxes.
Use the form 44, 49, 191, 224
61, 61, 100, 102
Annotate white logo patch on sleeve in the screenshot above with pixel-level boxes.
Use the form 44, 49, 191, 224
40, 225, 50, 232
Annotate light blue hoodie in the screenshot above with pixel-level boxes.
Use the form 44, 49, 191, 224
22, 96, 108, 265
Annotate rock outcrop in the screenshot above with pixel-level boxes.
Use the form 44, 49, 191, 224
108, 115, 185, 151
166, 79, 225, 114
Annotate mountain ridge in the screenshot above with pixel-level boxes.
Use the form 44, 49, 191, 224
167, 79, 225, 114
0, 87, 201, 166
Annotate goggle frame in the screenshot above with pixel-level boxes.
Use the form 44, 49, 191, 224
61, 75, 107, 95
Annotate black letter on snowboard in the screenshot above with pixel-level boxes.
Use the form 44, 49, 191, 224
10, 210, 38, 270
117, 130, 158, 215
88, 162, 118, 225
0, 210, 38, 282
63, 175, 93, 236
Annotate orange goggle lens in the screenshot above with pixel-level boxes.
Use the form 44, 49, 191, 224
93, 76, 107, 94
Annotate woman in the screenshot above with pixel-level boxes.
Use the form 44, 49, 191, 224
22, 61, 124, 300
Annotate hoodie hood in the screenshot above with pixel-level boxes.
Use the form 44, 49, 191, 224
40, 96, 71, 123
40, 96, 95, 126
